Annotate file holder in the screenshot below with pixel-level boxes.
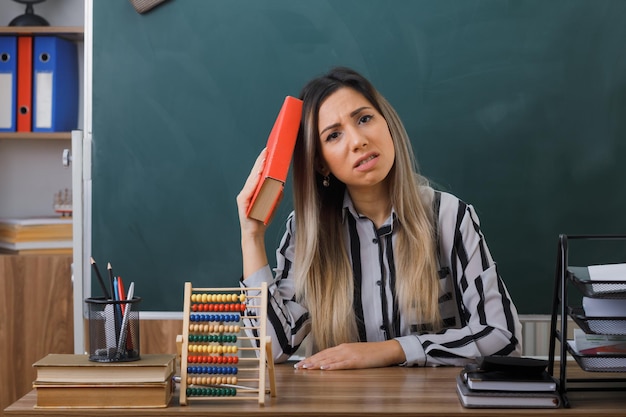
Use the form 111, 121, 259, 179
85, 296, 141, 362
548, 234, 626, 408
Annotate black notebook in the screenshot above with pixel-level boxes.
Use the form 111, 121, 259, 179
462, 356, 557, 392
462, 368, 557, 392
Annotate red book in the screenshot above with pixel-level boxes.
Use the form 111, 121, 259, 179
16, 36, 32, 132
246, 96, 303, 225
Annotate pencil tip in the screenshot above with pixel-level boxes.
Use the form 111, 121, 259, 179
90, 257, 95, 264
107, 262, 112, 269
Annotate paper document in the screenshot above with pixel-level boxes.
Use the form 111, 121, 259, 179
588, 263, 626, 281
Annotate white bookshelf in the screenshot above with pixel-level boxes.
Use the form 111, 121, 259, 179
0, 0, 84, 218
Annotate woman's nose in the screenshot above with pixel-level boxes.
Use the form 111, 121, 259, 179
347, 126, 368, 151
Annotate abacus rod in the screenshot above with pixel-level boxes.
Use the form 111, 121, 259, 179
187, 315, 261, 319
188, 396, 261, 401
191, 286, 265, 292
187, 383, 257, 390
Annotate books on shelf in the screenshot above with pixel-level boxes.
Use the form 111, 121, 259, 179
0, 216, 72, 242
33, 353, 176, 383
0, 246, 72, 255
456, 375, 560, 409
572, 329, 626, 355
33, 378, 174, 408
456, 356, 560, 409
0, 239, 72, 255
32, 354, 176, 408
246, 95, 303, 225
0, 217, 72, 255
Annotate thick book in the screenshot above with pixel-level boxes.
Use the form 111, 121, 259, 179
0, 217, 73, 243
33, 375, 174, 408
33, 353, 176, 383
0, 240, 72, 252
0, 246, 72, 255
246, 95, 303, 225
456, 376, 561, 409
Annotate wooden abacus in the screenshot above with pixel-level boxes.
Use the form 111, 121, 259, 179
179, 282, 276, 406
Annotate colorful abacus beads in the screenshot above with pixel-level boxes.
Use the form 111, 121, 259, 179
189, 313, 240, 322
188, 334, 237, 343
187, 355, 239, 364
188, 324, 241, 333
187, 366, 238, 375
190, 293, 246, 303
188, 344, 239, 354
191, 303, 246, 312
187, 376, 238, 385
186, 387, 237, 397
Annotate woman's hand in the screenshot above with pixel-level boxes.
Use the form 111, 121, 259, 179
237, 148, 270, 278
294, 340, 406, 370
237, 148, 268, 232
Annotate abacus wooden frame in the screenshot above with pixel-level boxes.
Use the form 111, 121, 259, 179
179, 282, 276, 406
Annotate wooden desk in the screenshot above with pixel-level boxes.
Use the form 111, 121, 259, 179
5, 363, 626, 416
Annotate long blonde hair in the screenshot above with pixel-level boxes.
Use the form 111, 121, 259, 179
292, 67, 441, 351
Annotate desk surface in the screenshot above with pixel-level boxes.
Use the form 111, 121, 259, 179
5, 363, 626, 416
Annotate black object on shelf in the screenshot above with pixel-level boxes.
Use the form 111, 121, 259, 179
8, 0, 49, 27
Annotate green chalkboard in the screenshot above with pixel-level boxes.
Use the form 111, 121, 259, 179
92, 0, 626, 313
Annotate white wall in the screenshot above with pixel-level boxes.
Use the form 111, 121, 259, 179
0, 0, 84, 218
1, 0, 84, 26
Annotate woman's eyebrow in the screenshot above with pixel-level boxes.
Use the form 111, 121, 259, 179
319, 106, 372, 136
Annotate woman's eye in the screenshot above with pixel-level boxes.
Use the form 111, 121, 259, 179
325, 131, 340, 142
359, 114, 373, 124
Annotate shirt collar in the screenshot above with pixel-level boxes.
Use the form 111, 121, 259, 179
341, 190, 397, 234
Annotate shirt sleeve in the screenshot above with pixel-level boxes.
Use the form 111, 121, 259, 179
240, 212, 311, 363
397, 195, 522, 367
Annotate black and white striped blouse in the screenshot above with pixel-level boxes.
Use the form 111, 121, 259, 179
242, 186, 522, 366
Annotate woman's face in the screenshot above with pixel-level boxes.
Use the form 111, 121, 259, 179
317, 87, 395, 193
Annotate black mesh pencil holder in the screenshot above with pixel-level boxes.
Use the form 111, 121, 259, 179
85, 296, 141, 362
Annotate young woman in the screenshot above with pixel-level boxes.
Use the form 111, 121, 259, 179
237, 67, 522, 370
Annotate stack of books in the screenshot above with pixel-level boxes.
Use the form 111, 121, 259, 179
0, 217, 72, 255
456, 356, 561, 409
32, 353, 176, 408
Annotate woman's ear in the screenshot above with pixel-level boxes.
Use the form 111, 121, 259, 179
316, 165, 330, 177
315, 158, 330, 176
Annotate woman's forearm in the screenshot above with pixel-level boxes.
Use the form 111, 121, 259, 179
241, 233, 269, 279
